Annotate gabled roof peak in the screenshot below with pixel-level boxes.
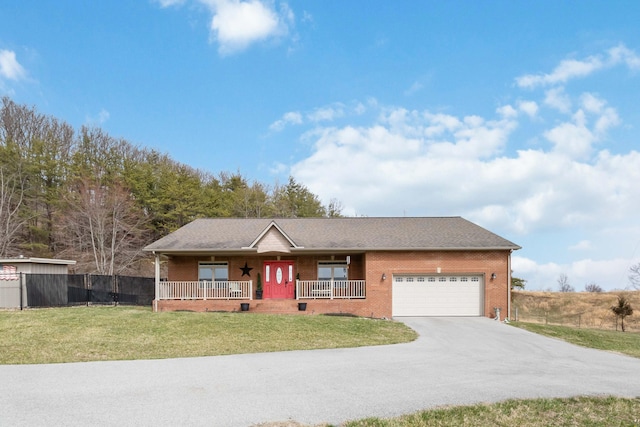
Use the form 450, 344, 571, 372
246, 220, 302, 251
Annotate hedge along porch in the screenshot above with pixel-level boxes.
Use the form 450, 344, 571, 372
143, 217, 521, 319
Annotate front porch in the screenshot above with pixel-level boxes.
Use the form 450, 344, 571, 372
154, 279, 368, 315
157, 279, 366, 301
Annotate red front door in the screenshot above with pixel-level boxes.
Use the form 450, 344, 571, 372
264, 261, 295, 299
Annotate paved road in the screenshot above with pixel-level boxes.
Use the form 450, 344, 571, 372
2, 317, 640, 426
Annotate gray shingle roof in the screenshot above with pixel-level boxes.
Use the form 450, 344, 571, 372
143, 217, 520, 254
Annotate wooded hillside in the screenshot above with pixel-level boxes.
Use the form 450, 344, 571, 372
0, 97, 341, 275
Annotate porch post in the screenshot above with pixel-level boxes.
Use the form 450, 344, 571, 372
154, 252, 160, 312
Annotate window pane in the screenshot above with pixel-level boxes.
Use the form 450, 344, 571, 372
199, 266, 213, 281
334, 267, 348, 280
214, 266, 228, 281
199, 262, 228, 281
318, 266, 332, 280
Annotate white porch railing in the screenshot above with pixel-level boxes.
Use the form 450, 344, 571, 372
296, 280, 366, 299
158, 280, 252, 300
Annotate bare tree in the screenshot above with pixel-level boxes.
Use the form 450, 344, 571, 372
0, 167, 28, 257
1, 97, 76, 255
58, 179, 147, 275
584, 282, 603, 292
629, 262, 640, 290
557, 273, 574, 292
327, 198, 344, 218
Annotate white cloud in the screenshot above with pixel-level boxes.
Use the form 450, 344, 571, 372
517, 100, 538, 118
516, 55, 604, 89
269, 111, 302, 131
269, 161, 288, 175
155, 0, 186, 7
307, 105, 345, 123
497, 104, 518, 119
542, 93, 620, 159
544, 116, 595, 159
512, 255, 636, 291
516, 44, 640, 89
354, 102, 366, 115
594, 108, 620, 135
288, 98, 640, 236
269, 102, 372, 132
0, 49, 26, 81
300, 10, 313, 24
157, 0, 295, 54
86, 109, 111, 125
569, 240, 592, 251
581, 93, 605, 113
608, 44, 640, 70
203, 0, 293, 55
404, 81, 424, 96
99, 109, 110, 123
579, 94, 620, 135
544, 87, 572, 113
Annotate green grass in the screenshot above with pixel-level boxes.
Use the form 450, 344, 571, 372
0, 306, 417, 364
510, 321, 640, 358
342, 396, 640, 427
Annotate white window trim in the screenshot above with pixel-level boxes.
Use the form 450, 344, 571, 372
198, 261, 229, 287
318, 261, 348, 281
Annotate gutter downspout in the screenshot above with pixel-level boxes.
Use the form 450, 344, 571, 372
507, 249, 512, 320
153, 251, 160, 313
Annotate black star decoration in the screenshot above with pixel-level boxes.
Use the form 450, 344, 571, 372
240, 262, 253, 277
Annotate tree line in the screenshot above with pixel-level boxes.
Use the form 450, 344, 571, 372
0, 97, 341, 275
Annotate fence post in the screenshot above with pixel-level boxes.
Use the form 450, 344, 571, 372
113, 275, 118, 306
578, 313, 581, 328
86, 274, 91, 306
19, 272, 24, 310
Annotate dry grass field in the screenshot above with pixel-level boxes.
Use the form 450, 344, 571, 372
512, 290, 640, 332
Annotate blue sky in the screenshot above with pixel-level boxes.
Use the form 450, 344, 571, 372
2, 1, 640, 291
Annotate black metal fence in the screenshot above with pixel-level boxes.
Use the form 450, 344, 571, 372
25, 274, 155, 308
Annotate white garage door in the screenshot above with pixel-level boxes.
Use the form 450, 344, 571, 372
392, 275, 483, 316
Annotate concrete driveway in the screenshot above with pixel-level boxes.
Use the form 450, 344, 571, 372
2, 317, 640, 426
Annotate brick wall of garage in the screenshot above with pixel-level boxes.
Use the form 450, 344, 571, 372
363, 250, 512, 319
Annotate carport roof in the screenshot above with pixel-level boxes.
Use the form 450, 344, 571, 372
143, 217, 521, 254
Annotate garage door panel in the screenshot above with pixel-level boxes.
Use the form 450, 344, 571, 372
392, 275, 483, 316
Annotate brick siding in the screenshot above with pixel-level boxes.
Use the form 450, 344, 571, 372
162, 250, 511, 319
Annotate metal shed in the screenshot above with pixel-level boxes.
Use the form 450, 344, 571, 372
0, 257, 76, 309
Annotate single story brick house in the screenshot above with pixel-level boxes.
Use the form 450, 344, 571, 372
143, 217, 520, 319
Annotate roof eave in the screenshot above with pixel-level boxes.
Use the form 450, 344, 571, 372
144, 245, 521, 255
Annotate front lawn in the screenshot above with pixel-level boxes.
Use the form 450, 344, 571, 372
344, 396, 640, 427
511, 321, 640, 358
0, 306, 417, 364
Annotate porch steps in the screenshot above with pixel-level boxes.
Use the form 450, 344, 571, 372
250, 299, 306, 314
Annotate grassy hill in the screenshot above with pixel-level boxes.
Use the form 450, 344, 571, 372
512, 290, 640, 332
